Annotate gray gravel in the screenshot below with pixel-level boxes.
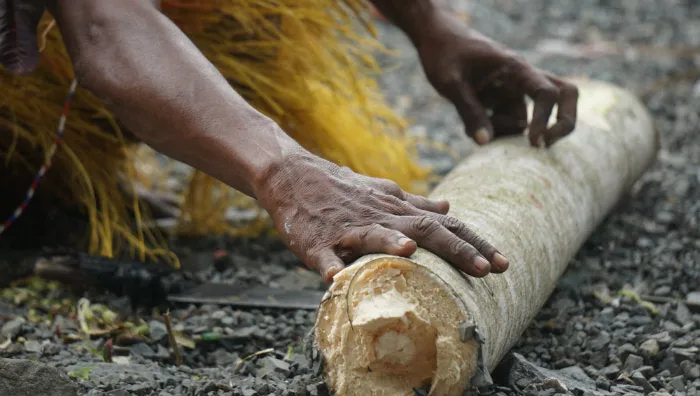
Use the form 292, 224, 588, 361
2, 0, 700, 395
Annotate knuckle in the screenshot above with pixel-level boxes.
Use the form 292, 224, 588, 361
412, 216, 440, 235
448, 239, 471, 257
538, 84, 560, 102
429, 68, 462, 92
441, 215, 465, 231
359, 224, 383, 240
472, 236, 495, 255
381, 179, 403, 195
564, 83, 579, 99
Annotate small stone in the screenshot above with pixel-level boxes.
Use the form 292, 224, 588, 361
680, 361, 700, 379
41, 342, 60, 356
631, 371, 655, 393
640, 339, 660, 359
623, 354, 644, 372
629, 315, 652, 326
595, 376, 611, 390
655, 286, 672, 296
231, 326, 257, 340
600, 364, 620, 378
211, 349, 238, 366
211, 310, 227, 320
676, 303, 692, 325
672, 347, 698, 363
0, 358, 79, 396
687, 292, 700, 307
650, 377, 664, 388
659, 355, 679, 374
617, 343, 637, 360
126, 383, 156, 396
590, 331, 611, 351
635, 365, 654, 377
153, 345, 170, 360
105, 390, 130, 396
650, 332, 674, 347
1, 318, 25, 339
221, 316, 235, 326
663, 321, 682, 333
148, 320, 168, 342
667, 375, 685, 391
256, 357, 291, 379
658, 369, 672, 378
130, 343, 156, 358
21, 340, 41, 354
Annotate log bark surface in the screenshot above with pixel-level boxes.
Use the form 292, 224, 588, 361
313, 78, 659, 396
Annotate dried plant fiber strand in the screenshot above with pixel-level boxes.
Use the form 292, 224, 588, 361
0, 1, 428, 264
313, 78, 659, 396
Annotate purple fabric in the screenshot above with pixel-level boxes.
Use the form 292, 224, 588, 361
0, 0, 47, 75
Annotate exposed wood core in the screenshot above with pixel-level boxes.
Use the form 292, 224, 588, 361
313, 78, 659, 396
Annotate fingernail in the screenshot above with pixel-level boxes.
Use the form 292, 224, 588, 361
323, 265, 344, 283
397, 237, 413, 246
474, 256, 491, 273
475, 128, 491, 145
492, 253, 509, 271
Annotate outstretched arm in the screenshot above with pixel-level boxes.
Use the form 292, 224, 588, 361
371, 0, 579, 147
44, 0, 509, 282
47, 0, 298, 197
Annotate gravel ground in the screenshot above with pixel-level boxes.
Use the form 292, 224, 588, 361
2, 1, 700, 395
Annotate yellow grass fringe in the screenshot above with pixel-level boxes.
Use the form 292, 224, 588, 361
0, 0, 432, 266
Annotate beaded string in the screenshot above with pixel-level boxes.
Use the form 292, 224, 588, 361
0, 79, 78, 235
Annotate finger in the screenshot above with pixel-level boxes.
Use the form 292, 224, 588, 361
402, 193, 450, 215
307, 248, 345, 284
511, 61, 560, 147
443, 82, 494, 145
431, 213, 509, 272
338, 224, 417, 262
544, 76, 579, 147
388, 216, 491, 277
375, 180, 449, 215
490, 96, 528, 138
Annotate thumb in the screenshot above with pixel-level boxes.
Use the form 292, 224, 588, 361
450, 83, 494, 145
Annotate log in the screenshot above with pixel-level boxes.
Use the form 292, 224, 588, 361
312, 78, 659, 396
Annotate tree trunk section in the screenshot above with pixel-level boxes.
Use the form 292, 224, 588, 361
312, 78, 659, 396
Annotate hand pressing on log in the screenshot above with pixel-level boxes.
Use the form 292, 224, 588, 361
254, 151, 510, 282
372, 0, 579, 147
46, 0, 508, 284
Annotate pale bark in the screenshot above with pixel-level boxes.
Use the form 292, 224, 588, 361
312, 78, 659, 396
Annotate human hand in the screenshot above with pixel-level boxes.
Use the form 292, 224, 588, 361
415, 9, 579, 147
254, 152, 509, 283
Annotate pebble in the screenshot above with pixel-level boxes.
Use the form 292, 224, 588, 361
675, 304, 692, 325
1, 318, 25, 339
631, 371, 656, 393
623, 354, 644, 372
640, 339, 660, 359
688, 292, 700, 307
600, 364, 621, 379
23, 340, 41, 353
668, 375, 686, 391
146, 320, 167, 343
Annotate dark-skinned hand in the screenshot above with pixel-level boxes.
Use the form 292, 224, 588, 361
254, 152, 509, 283
415, 9, 579, 147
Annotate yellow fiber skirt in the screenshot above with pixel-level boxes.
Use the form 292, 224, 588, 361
0, 0, 430, 266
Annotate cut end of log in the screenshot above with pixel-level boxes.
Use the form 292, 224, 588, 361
314, 256, 479, 396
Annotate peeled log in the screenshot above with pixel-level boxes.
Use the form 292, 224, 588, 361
312, 78, 659, 396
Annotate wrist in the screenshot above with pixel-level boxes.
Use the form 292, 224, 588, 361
249, 132, 317, 201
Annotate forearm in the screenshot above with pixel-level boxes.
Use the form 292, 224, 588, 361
369, 0, 439, 45
47, 0, 304, 197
